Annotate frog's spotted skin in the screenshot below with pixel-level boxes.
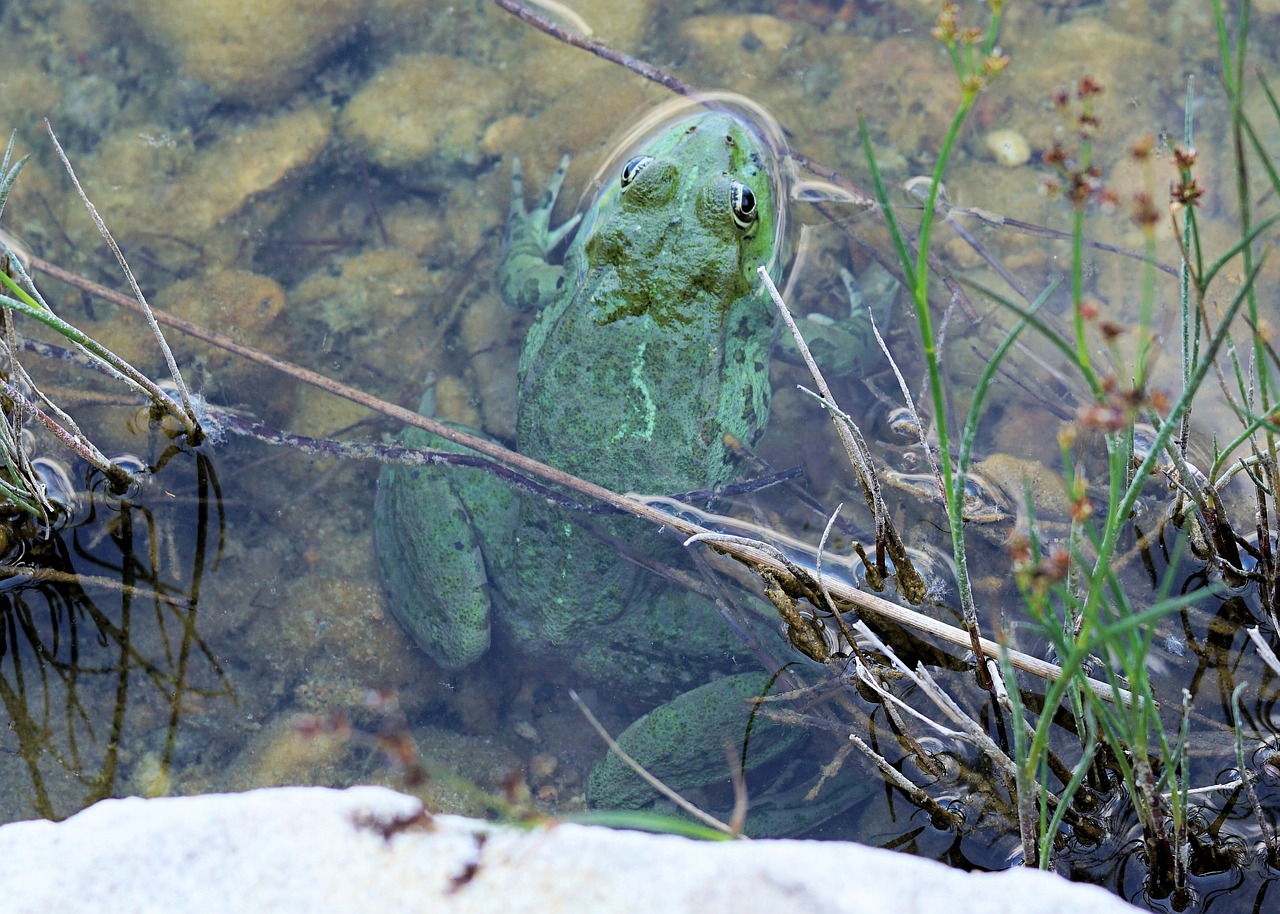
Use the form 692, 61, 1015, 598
374, 107, 789, 802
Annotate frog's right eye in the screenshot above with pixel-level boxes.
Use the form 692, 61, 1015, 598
729, 180, 758, 230
621, 155, 655, 189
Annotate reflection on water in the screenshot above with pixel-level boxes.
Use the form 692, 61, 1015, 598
0, 451, 226, 821
0, 1, 1277, 912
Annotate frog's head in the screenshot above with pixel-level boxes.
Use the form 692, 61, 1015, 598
580, 109, 785, 331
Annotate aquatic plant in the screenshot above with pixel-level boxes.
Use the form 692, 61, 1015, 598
0, 128, 203, 520
846, 0, 1280, 901
0, 127, 224, 820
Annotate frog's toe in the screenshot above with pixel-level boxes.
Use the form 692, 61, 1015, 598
543, 210, 581, 251
507, 156, 527, 224
506, 154, 578, 251
538, 153, 572, 216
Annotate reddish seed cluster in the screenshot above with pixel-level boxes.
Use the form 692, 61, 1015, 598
1170, 145, 1203, 208
1131, 192, 1161, 230
1008, 531, 1072, 590
1041, 145, 1112, 209
295, 710, 351, 740
1171, 178, 1203, 207
1041, 76, 1120, 209
1130, 133, 1156, 160
1077, 75, 1104, 99
1077, 376, 1168, 434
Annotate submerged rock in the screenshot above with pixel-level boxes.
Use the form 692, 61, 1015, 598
129, 0, 366, 107
340, 54, 510, 179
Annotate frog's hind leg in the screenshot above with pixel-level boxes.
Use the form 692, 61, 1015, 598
776, 262, 902, 377
373, 398, 520, 670
585, 670, 806, 810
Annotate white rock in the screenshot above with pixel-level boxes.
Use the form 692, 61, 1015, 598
0, 786, 1143, 914
985, 128, 1032, 167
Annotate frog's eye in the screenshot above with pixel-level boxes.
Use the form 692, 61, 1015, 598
730, 180, 758, 230
621, 155, 655, 189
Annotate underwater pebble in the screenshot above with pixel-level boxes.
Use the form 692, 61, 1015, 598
173, 106, 333, 238
827, 35, 959, 160
432, 376, 483, 429
675, 14, 793, 95
186, 106, 334, 229
129, 751, 172, 799
341, 54, 509, 177
984, 128, 1031, 167
129, 0, 364, 107
151, 268, 298, 419
84, 106, 332, 257
293, 248, 433, 336
561, 0, 652, 44
679, 14, 795, 55
458, 292, 522, 441
513, 720, 541, 744
528, 753, 559, 785
243, 717, 351, 788
158, 269, 287, 362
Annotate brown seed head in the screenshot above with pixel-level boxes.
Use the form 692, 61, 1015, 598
1077, 76, 1104, 98
1131, 191, 1160, 228
1130, 133, 1156, 160
1172, 145, 1198, 170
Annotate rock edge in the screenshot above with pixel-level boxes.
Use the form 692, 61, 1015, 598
0, 785, 1142, 914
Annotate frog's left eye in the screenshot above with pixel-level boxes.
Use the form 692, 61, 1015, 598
621, 155, 655, 189
730, 180, 758, 230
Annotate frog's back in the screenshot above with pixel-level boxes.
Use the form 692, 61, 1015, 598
517, 281, 774, 495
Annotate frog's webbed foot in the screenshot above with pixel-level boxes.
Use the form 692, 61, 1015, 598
507, 155, 581, 251
501, 155, 581, 312
586, 667, 872, 836
777, 262, 901, 377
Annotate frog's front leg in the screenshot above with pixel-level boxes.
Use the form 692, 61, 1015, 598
373, 389, 520, 670
499, 155, 581, 313
778, 262, 901, 377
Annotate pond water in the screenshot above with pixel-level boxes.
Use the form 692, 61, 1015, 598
0, 1, 1278, 911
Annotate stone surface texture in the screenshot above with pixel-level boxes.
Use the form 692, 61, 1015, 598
0, 786, 1144, 914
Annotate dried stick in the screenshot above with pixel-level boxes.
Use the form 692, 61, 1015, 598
43, 121, 199, 440
569, 689, 737, 837
26, 256, 1127, 703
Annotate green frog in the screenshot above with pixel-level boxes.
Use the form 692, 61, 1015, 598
375, 106, 801, 811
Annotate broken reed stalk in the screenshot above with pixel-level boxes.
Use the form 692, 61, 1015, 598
756, 266, 928, 605
28, 254, 1129, 705
43, 120, 200, 441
